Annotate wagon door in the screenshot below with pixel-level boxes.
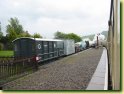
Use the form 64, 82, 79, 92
28, 40, 35, 57
20, 39, 29, 57
35, 41, 43, 61
48, 41, 54, 58
43, 41, 49, 60
53, 42, 58, 57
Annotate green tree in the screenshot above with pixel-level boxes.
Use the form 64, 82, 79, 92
0, 31, 3, 40
0, 36, 10, 50
0, 22, 3, 40
0, 43, 4, 50
0, 22, 3, 50
66, 33, 82, 43
33, 33, 42, 38
6, 17, 24, 41
54, 31, 82, 43
19, 31, 31, 37
6, 26, 17, 42
54, 31, 66, 39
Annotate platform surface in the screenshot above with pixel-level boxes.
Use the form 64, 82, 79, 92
86, 47, 108, 90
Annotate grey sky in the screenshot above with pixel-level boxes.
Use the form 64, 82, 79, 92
0, 0, 111, 38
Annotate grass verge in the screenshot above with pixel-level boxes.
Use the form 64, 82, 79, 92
0, 51, 14, 57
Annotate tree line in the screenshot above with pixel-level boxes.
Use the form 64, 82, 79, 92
0, 17, 82, 50
0, 17, 42, 50
54, 31, 82, 43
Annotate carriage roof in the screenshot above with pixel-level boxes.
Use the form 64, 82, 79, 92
12, 37, 63, 42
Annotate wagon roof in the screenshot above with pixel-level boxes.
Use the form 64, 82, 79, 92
12, 37, 63, 42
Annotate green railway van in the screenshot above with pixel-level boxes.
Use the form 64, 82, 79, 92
13, 37, 64, 62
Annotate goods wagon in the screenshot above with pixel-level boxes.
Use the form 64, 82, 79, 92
75, 43, 81, 52
64, 40, 75, 55
13, 38, 64, 62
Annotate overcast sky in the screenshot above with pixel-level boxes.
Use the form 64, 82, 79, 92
0, 0, 111, 38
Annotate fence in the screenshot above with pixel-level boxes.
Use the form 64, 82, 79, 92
0, 57, 38, 86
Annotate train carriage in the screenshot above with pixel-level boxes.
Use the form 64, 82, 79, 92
13, 38, 65, 62
107, 0, 120, 90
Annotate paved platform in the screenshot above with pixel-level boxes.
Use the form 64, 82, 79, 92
86, 47, 108, 90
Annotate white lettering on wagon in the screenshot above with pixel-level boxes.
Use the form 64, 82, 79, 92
38, 44, 41, 49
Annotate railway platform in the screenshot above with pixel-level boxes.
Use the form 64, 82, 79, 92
86, 47, 108, 90
2, 47, 108, 90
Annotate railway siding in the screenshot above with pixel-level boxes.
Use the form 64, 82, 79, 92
3, 48, 103, 90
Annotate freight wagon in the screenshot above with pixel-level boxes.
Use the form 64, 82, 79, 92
13, 38, 75, 62
13, 38, 64, 62
64, 39, 75, 55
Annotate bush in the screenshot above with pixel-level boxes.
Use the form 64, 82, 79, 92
5, 43, 14, 50
0, 43, 4, 50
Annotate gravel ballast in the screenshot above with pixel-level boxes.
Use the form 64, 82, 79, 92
3, 48, 103, 90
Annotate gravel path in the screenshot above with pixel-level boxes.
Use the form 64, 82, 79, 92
3, 48, 103, 90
